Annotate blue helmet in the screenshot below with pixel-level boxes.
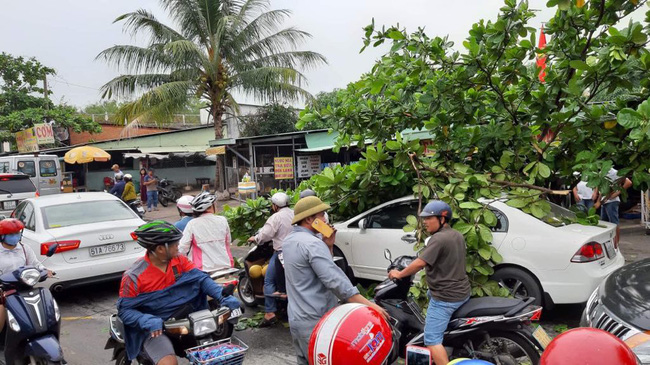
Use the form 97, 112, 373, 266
419, 200, 453, 220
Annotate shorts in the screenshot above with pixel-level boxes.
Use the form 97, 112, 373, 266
600, 201, 620, 225
141, 334, 175, 364
424, 292, 469, 346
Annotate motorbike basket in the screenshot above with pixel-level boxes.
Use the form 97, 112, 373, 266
186, 336, 248, 365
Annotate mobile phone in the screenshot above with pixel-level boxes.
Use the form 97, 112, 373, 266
406, 345, 432, 365
312, 218, 334, 238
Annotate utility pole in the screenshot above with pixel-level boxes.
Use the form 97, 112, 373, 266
43, 75, 49, 109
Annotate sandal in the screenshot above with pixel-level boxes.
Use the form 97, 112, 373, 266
259, 316, 278, 328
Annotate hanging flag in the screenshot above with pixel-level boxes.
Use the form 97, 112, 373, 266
536, 25, 547, 83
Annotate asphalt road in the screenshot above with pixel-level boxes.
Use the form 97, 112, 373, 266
52, 203, 650, 364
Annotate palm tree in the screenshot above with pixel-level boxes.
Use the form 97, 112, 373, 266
97, 0, 326, 189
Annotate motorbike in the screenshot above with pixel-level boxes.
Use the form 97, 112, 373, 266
237, 240, 276, 307
105, 270, 244, 365
156, 179, 181, 208
376, 249, 546, 365
127, 199, 145, 219
0, 244, 66, 365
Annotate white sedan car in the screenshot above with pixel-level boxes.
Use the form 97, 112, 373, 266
333, 196, 625, 307
11, 192, 146, 291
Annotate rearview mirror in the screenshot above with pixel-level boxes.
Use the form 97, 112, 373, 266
358, 218, 367, 230
384, 249, 392, 262
46, 244, 59, 257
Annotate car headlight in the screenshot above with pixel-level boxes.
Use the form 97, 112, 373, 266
625, 332, 650, 364
192, 317, 217, 337
6, 310, 21, 332
20, 268, 41, 287
53, 298, 61, 322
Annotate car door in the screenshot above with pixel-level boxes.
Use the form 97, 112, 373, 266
348, 200, 420, 280
14, 201, 41, 256
37, 158, 61, 195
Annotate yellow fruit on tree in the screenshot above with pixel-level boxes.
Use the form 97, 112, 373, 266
604, 120, 617, 129
262, 264, 268, 276
576, 0, 585, 8
249, 265, 263, 279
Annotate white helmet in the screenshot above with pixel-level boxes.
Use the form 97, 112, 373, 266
271, 192, 290, 208
191, 192, 216, 213
176, 195, 194, 214
124, 173, 133, 180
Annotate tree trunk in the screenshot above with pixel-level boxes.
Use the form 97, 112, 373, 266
212, 104, 224, 192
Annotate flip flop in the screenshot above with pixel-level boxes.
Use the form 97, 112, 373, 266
259, 316, 278, 328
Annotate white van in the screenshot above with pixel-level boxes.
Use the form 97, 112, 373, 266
0, 154, 62, 195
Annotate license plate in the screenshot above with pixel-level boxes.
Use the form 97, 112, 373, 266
137, 207, 145, 213
228, 308, 242, 319
604, 240, 616, 259
89, 243, 125, 257
3, 200, 16, 210
532, 325, 552, 349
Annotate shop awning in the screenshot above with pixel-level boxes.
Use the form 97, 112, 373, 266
296, 131, 340, 152
138, 146, 208, 154
124, 152, 169, 160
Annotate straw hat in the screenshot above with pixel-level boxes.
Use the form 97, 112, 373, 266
292, 196, 331, 224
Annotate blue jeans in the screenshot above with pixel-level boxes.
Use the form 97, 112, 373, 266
577, 199, 594, 210
424, 292, 469, 346
264, 251, 279, 313
601, 201, 620, 225
146, 190, 159, 209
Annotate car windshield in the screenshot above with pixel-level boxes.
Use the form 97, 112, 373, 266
0, 176, 36, 193
532, 201, 577, 227
42, 200, 136, 229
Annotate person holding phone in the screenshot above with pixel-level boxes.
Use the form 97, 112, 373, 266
388, 200, 471, 365
246, 192, 294, 327
282, 196, 389, 365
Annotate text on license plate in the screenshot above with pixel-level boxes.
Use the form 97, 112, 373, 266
3, 201, 16, 210
604, 240, 616, 259
89, 243, 125, 257
229, 308, 242, 319
532, 325, 553, 349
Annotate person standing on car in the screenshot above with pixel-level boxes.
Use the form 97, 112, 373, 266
283, 196, 388, 365
594, 167, 632, 245
110, 173, 126, 198
143, 169, 159, 212
388, 200, 471, 365
0, 219, 53, 332
179, 192, 233, 271
174, 195, 194, 232
118, 221, 240, 365
246, 192, 294, 327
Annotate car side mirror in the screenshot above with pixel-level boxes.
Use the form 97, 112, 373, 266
358, 218, 367, 230
384, 249, 392, 262
46, 243, 59, 257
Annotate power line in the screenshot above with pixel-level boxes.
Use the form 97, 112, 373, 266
53, 75, 100, 91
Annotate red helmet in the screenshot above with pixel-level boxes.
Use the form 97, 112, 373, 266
0, 218, 25, 235
540, 328, 639, 365
308, 304, 393, 365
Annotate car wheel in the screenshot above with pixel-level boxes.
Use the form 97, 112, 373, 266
333, 247, 356, 285
492, 267, 543, 306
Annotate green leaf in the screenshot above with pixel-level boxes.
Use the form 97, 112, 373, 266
557, 0, 571, 10
387, 30, 405, 40
454, 222, 474, 234
370, 79, 385, 95
459, 201, 483, 209
569, 60, 591, 71
482, 210, 497, 226
406, 215, 418, 226
530, 203, 546, 218
538, 163, 551, 178
385, 140, 401, 150
478, 224, 493, 243
506, 199, 527, 208
500, 151, 514, 168
490, 247, 503, 263
466, 229, 479, 249
638, 100, 650, 119
479, 247, 492, 260
617, 108, 643, 128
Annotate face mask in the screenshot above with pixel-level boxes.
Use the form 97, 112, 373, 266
4, 233, 22, 246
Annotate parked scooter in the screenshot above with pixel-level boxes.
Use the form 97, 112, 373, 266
157, 179, 181, 207
126, 199, 145, 218
376, 249, 546, 365
0, 244, 66, 364
105, 270, 243, 365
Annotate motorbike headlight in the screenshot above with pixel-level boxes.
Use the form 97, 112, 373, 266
53, 298, 61, 322
625, 332, 650, 364
6, 310, 21, 332
192, 317, 217, 337
20, 268, 41, 287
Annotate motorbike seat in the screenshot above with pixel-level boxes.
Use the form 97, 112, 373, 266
452, 297, 532, 318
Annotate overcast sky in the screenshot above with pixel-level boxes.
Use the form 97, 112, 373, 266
0, 1, 585, 109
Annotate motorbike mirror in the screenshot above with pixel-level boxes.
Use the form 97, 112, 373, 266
384, 249, 392, 262
46, 243, 59, 257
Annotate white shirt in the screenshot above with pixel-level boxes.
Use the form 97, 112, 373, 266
605, 168, 621, 203
255, 207, 294, 251
575, 181, 594, 200
179, 213, 233, 271
0, 243, 45, 276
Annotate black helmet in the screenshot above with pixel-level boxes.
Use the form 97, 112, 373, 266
133, 220, 183, 250
419, 200, 453, 220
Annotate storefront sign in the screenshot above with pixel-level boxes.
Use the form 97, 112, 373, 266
297, 155, 322, 178
15, 128, 39, 153
274, 157, 294, 180
34, 123, 55, 144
